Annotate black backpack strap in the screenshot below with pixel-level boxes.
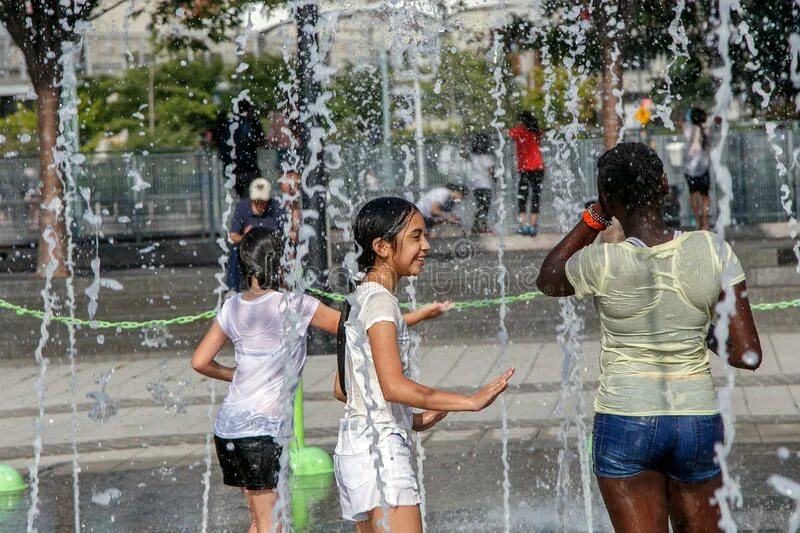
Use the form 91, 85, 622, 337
336, 299, 351, 398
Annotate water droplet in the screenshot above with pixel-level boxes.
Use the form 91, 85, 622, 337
778, 447, 791, 460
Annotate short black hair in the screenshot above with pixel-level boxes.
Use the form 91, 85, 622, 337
471, 132, 492, 155
690, 107, 707, 126
517, 111, 540, 133
353, 197, 420, 273
597, 142, 664, 212
238, 227, 284, 290
445, 183, 467, 195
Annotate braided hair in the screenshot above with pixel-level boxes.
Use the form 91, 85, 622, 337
597, 142, 664, 212
237, 227, 285, 290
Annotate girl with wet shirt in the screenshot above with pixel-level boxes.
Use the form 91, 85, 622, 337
333, 197, 515, 533
537, 143, 762, 533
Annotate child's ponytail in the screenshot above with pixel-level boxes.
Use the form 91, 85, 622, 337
336, 299, 350, 397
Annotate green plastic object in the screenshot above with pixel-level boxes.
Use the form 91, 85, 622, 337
289, 380, 334, 477
0, 464, 26, 494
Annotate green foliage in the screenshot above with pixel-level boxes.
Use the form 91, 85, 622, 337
0, 103, 38, 155
327, 64, 382, 142
519, 66, 599, 128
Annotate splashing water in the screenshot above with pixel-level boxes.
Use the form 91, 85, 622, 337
768, 474, 800, 532
766, 122, 800, 272
653, 0, 689, 130
87, 369, 118, 423
200, 382, 216, 533
710, 1, 745, 530
403, 280, 428, 529
488, 27, 512, 533
545, 4, 594, 531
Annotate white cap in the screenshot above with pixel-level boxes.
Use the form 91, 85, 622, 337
249, 178, 271, 201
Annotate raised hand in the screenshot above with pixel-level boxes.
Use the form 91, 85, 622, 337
469, 368, 515, 412
420, 301, 454, 321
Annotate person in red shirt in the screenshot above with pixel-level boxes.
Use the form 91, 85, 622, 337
508, 111, 545, 236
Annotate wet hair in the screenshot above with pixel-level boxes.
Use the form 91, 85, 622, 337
689, 107, 709, 149
471, 132, 492, 155
445, 183, 468, 196
597, 142, 664, 212
337, 197, 420, 395
517, 111, 540, 133
237, 227, 284, 291
352, 196, 420, 273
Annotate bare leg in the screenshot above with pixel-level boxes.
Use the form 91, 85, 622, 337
518, 213, 527, 227
700, 194, 710, 230
243, 488, 279, 533
689, 191, 702, 229
667, 475, 722, 533
529, 212, 539, 227
597, 472, 670, 533
361, 505, 423, 533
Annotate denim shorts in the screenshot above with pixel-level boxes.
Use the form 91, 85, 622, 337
592, 413, 723, 483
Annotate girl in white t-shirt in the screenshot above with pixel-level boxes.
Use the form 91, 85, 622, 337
333, 197, 515, 532
191, 227, 342, 533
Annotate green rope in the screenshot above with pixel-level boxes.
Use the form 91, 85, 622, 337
0, 291, 797, 330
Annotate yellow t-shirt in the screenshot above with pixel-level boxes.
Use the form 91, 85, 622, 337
565, 230, 746, 416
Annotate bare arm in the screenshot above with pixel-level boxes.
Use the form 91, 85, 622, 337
536, 207, 603, 297
369, 321, 514, 412
402, 301, 453, 327
309, 302, 341, 335
708, 281, 762, 370
333, 370, 346, 402
191, 321, 235, 382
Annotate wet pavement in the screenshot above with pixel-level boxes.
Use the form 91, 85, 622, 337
2, 440, 799, 532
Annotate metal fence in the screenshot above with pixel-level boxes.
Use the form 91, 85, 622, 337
0, 124, 797, 246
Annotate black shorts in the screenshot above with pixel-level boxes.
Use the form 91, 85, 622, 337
214, 435, 283, 490
685, 172, 710, 196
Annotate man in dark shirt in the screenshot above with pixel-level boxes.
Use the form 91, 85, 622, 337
226, 178, 287, 290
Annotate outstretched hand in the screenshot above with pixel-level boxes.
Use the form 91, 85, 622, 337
469, 368, 515, 412
419, 301, 454, 321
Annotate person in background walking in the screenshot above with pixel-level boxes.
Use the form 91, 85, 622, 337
683, 107, 712, 230
468, 133, 495, 234
509, 111, 545, 237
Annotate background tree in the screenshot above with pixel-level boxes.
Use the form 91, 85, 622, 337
0, 0, 106, 276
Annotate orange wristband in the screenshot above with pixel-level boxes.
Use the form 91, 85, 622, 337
582, 209, 607, 231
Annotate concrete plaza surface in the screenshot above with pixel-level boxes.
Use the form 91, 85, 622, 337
2, 331, 800, 472
2, 334, 800, 531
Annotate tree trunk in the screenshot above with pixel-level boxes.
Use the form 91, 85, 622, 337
295, 1, 327, 280
35, 85, 68, 278
601, 41, 622, 150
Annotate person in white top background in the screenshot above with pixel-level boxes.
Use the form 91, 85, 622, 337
468, 133, 495, 234
332, 197, 515, 533
682, 107, 713, 230
416, 183, 467, 237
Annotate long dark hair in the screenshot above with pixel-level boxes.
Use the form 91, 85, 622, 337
238, 227, 284, 291
597, 142, 664, 213
690, 107, 708, 149
336, 197, 420, 396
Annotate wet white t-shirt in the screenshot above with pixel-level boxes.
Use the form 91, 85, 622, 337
214, 291, 319, 439
335, 282, 413, 455
469, 154, 494, 190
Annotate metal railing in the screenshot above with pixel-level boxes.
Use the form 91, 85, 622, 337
0, 124, 797, 247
